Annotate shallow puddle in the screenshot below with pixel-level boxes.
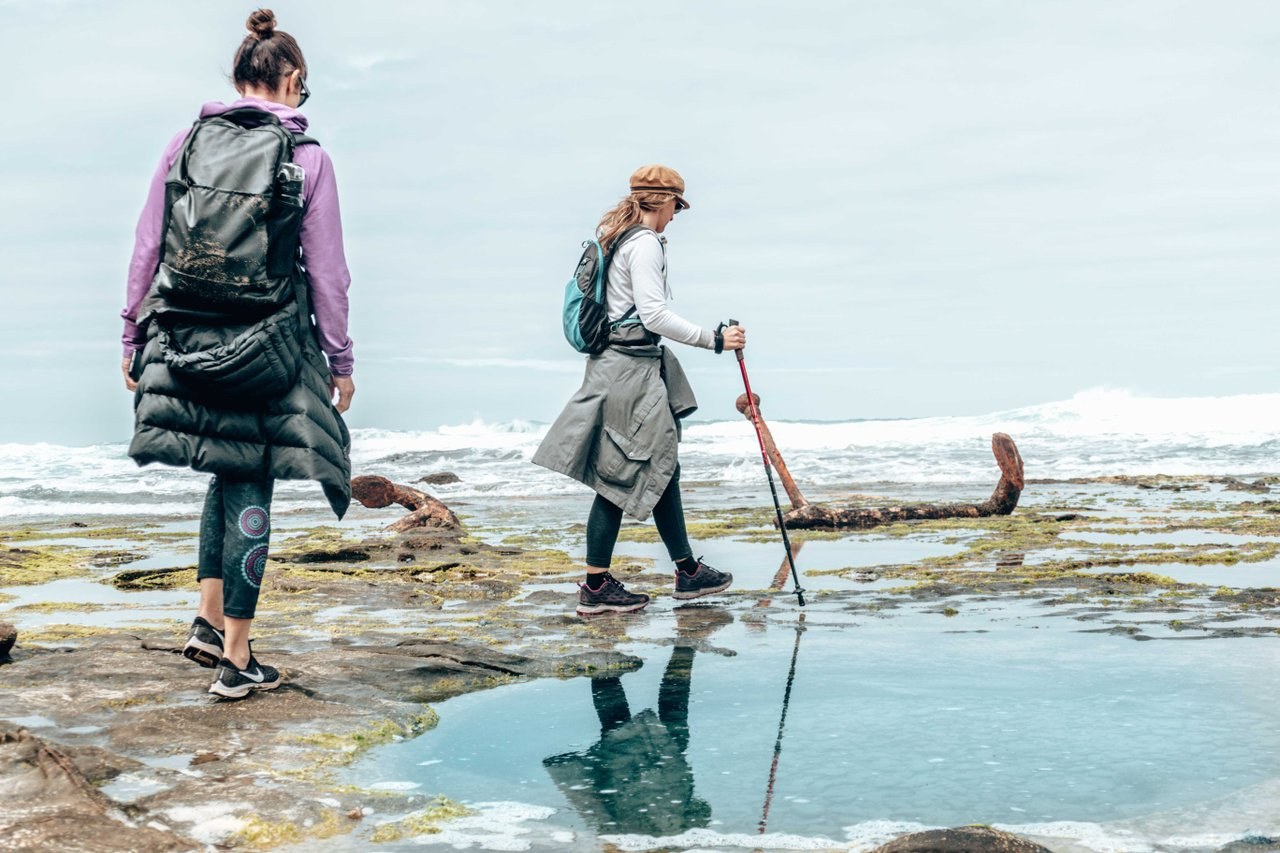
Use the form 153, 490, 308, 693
2, 536, 140, 550
344, 599, 1280, 850
98, 772, 173, 804
115, 550, 197, 572
0, 578, 194, 630
609, 537, 971, 592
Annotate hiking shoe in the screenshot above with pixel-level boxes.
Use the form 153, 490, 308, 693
182, 617, 224, 669
576, 573, 650, 616
208, 655, 281, 699
673, 558, 733, 600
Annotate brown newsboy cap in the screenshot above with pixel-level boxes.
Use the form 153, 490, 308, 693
630, 164, 690, 210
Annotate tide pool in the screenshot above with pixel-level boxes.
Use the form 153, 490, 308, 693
345, 597, 1280, 850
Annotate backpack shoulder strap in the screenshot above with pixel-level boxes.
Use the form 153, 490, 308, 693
605, 224, 655, 256
603, 225, 656, 270
602, 225, 660, 333
292, 132, 320, 148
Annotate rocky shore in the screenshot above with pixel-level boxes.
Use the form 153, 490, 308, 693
3, 475, 1280, 851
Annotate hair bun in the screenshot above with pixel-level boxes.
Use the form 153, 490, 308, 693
246, 8, 277, 39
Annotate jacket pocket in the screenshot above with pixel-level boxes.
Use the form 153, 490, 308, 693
158, 300, 302, 409
594, 425, 652, 488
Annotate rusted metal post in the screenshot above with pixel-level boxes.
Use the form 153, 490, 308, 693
350, 475, 461, 532
782, 433, 1025, 530
735, 393, 809, 510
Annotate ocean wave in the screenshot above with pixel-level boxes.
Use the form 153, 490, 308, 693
2, 390, 1277, 518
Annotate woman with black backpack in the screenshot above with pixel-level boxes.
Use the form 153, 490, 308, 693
533, 166, 746, 615
120, 9, 354, 698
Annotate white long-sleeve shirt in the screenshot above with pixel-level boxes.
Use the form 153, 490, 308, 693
606, 231, 715, 349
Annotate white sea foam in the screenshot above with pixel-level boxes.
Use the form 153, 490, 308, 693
2, 390, 1277, 519
841, 820, 933, 850
1158, 833, 1253, 849
159, 801, 252, 845
600, 827, 851, 851
369, 780, 421, 791
992, 821, 1156, 852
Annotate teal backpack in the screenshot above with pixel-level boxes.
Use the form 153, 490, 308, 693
562, 224, 651, 353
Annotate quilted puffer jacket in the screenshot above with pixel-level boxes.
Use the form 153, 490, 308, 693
128, 276, 351, 518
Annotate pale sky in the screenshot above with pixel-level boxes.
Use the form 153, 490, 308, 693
2, 0, 1277, 444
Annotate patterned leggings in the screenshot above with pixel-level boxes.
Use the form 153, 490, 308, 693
197, 476, 274, 620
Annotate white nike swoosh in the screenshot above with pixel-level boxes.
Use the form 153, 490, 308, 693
242, 668, 265, 683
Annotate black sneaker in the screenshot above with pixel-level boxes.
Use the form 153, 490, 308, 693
182, 617, 224, 668
576, 573, 651, 616
208, 655, 281, 699
673, 558, 733, 600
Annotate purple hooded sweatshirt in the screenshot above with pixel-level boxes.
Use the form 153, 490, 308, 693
120, 97, 354, 376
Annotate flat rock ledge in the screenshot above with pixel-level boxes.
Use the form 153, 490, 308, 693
0, 629, 639, 851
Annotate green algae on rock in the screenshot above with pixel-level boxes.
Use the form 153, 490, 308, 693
231, 810, 353, 850
0, 523, 189, 544
0, 545, 100, 586
109, 566, 198, 590
291, 710, 441, 768
369, 796, 472, 842
17, 622, 129, 644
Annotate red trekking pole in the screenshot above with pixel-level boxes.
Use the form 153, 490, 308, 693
728, 321, 805, 607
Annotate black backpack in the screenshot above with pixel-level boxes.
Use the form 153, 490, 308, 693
148, 108, 317, 405
155, 107, 316, 316
562, 224, 653, 353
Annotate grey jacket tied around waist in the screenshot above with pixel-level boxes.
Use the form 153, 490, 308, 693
533, 345, 697, 521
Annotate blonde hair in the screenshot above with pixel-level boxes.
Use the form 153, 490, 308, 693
596, 191, 678, 251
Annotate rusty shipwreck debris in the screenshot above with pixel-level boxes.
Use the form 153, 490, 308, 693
350, 475, 462, 533
734, 393, 1024, 531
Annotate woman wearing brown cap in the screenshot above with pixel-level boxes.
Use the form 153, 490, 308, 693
533, 166, 746, 615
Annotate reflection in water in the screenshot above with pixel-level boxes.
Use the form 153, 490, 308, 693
543, 607, 732, 835
757, 614, 804, 834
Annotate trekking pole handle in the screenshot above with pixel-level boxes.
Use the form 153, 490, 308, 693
726, 319, 744, 362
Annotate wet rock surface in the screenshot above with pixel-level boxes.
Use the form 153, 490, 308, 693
1217, 837, 1280, 852
417, 471, 461, 485
0, 725, 197, 852
874, 826, 1052, 852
